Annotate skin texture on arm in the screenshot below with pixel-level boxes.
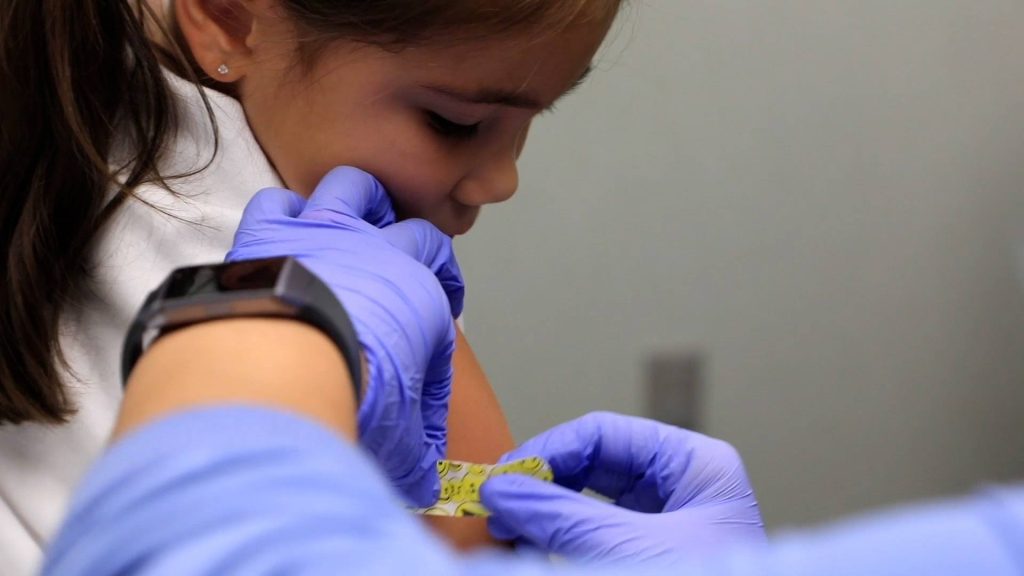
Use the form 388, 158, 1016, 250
426, 326, 516, 550
113, 317, 358, 441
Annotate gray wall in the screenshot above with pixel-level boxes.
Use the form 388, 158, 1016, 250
457, 1, 1024, 528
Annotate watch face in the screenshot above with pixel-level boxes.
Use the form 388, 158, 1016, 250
165, 258, 286, 299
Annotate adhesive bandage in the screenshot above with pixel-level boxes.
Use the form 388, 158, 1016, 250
411, 457, 554, 517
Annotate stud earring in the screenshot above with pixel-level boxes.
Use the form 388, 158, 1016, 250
217, 64, 230, 76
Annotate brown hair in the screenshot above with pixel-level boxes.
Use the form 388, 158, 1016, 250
0, 0, 621, 425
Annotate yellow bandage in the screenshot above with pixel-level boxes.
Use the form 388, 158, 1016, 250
411, 457, 554, 517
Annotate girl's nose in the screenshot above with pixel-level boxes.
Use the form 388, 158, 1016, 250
451, 154, 519, 207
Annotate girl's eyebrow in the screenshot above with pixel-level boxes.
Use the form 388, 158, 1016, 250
423, 85, 545, 110
421, 65, 594, 112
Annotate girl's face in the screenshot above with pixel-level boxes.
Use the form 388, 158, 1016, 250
185, 4, 613, 236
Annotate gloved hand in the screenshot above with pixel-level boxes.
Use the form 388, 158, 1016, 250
481, 411, 765, 564
226, 166, 463, 507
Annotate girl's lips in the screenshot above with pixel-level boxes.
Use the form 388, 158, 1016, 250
393, 203, 479, 237
445, 204, 480, 237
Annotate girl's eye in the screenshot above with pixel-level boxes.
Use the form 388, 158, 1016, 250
426, 111, 480, 140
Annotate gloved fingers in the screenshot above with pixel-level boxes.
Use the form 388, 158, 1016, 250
499, 411, 711, 511
659, 438, 759, 512
301, 166, 396, 228
419, 336, 454, 449
366, 410, 442, 509
689, 503, 767, 544
398, 452, 443, 508
420, 389, 450, 453
496, 412, 656, 494
509, 539, 547, 560
485, 515, 521, 542
227, 188, 307, 261
481, 474, 620, 558
379, 219, 465, 318
563, 415, 753, 514
236, 187, 306, 229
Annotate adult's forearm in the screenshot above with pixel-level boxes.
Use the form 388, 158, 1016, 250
44, 408, 458, 574
44, 404, 1024, 576
45, 406, 619, 576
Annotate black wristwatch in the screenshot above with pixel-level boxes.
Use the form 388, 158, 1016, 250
121, 257, 363, 400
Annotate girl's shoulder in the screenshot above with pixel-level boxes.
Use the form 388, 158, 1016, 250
109, 67, 283, 224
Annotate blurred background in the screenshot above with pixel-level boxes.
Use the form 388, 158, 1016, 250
456, 1, 1024, 529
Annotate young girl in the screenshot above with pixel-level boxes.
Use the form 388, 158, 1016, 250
0, 0, 621, 571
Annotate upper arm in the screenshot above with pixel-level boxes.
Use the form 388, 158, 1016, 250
447, 327, 515, 462
424, 326, 516, 551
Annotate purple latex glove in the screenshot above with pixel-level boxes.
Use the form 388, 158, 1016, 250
481, 411, 766, 564
226, 166, 462, 506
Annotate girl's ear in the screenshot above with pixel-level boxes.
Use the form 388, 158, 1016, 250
174, 0, 266, 82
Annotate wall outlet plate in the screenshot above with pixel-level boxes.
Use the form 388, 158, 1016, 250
646, 352, 704, 432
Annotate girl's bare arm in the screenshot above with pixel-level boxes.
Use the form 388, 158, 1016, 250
425, 326, 516, 550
